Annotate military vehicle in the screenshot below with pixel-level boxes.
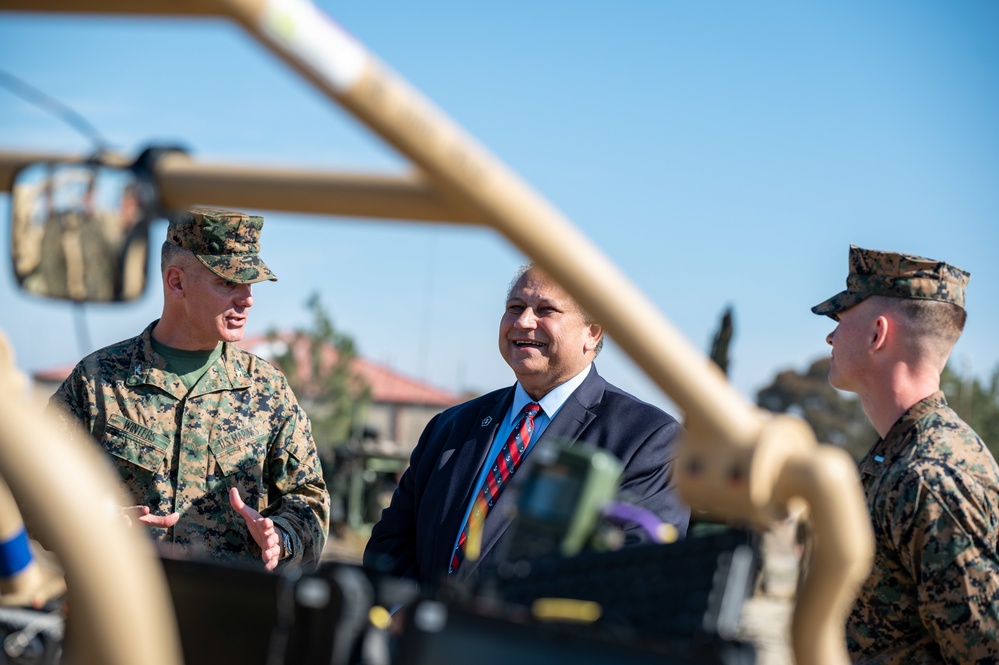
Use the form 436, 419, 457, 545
0, 2, 873, 664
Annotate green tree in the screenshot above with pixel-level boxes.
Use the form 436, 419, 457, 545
708, 305, 734, 376
756, 357, 877, 461
268, 292, 371, 453
758, 358, 999, 463
940, 362, 999, 459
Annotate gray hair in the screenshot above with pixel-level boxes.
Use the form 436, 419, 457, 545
160, 240, 194, 274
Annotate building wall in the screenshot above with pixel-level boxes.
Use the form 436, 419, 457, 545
365, 401, 449, 453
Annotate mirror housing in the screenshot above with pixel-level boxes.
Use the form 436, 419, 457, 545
9, 147, 178, 303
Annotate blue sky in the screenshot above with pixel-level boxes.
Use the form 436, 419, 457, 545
1, 1, 997, 417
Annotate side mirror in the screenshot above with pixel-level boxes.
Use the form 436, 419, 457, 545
9, 156, 157, 303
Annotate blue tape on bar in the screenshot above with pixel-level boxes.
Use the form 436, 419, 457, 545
0, 527, 33, 577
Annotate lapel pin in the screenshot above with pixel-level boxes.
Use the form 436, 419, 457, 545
481, 416, 492, 427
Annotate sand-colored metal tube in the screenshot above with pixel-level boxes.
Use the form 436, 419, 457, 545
0, 2, 876, 662
0, 330, 182, 665
152, 152, 491, 224
0, 151, 487, 224
0, 0, 211, 14
0, 150, 131, 191
776, 445, 874, 665
678, 411, 874, 664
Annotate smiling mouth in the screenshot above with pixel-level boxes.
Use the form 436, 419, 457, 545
513, 340, 544, 349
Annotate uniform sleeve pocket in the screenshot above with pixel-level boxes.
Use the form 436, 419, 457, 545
210, 427, 268, 477
104, 414, 170, 473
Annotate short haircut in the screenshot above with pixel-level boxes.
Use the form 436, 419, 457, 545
873, 295, 967, 370
161, 240, 193, 274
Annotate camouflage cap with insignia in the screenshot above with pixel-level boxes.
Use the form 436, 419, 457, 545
167, 207, 277, 284
812, 244, 969, 320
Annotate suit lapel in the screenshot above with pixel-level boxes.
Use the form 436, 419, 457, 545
459, 368, 606, 580
531, 365, 605, 463
433, 387, 514, 575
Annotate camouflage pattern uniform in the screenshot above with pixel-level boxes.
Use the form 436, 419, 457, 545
49, 208, 329, 570
812, 244, 971, 320
814, 246, 999, 663
164, 208, 277, 285
849, 393, 999, 663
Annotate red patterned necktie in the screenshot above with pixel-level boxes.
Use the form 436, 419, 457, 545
450, 402, 542, 574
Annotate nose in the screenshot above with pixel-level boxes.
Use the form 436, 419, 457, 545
825, 329, 835, 346
514, 308, 537, 329
235, 284, 253, 308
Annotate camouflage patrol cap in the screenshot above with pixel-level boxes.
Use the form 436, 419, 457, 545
167, 207, 277, 284
812, 245, 969, 320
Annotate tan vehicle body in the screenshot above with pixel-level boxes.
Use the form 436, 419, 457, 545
0, 2, 873, 663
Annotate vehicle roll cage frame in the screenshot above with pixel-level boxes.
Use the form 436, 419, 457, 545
0, 2, 872, 664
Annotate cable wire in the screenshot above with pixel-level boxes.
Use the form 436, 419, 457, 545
0, 68, 110, 153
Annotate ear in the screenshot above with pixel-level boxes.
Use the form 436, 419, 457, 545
583, 323, 603, 353
870, 315, 890, 352
163, 266, 186, 300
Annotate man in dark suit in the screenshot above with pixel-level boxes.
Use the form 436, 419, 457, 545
363, 264, 689, 586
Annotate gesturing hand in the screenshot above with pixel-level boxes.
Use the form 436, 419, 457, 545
122, 506, 180, 529
229, 487, 282, 571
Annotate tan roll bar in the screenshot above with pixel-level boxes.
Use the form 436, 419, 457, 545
0, 1, 873, 663
0, 332, 183, 665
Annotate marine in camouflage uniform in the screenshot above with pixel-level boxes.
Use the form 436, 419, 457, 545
850, 392, 999, 663
813, 245, 999, 664
49, 208, 330, 570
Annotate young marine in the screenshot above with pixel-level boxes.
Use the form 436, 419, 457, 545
813, 245, 999, 663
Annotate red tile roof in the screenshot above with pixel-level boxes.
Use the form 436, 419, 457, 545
352, 356, 460, 407
32, 333, 461, 408
242, 334, 461, 407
